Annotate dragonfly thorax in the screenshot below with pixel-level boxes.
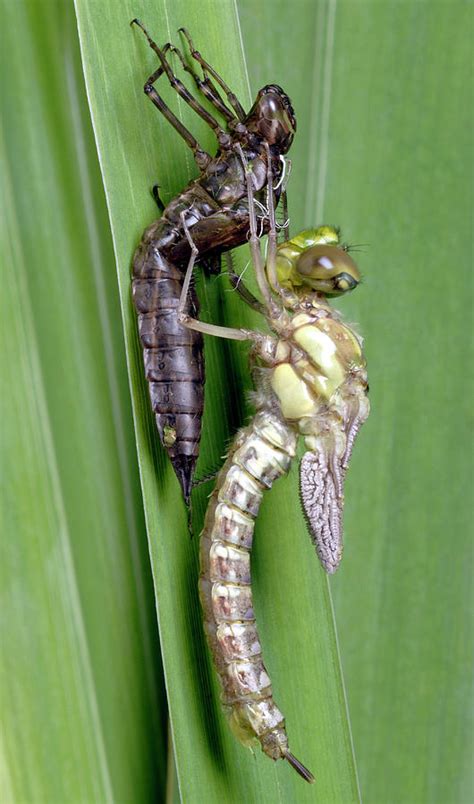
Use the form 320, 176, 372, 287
269, 310, 366, 423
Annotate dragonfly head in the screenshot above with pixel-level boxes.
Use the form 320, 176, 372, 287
295, 244, 361, 297
244, 85, 296, 154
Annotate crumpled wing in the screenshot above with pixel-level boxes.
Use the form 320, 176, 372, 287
300, 384, 370, 574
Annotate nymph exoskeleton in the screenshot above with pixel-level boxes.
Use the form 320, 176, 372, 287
131, 20, 296, 503
177, 145, 369, 781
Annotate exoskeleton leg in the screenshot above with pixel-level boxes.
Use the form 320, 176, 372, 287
151, 184, 165, 212
132, 20, 233, 150
179, 28, 246, 121
177, 212, 253, 342
168, 43, 243, 132
131, 20, 210, 169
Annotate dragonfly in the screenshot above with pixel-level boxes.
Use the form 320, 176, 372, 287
177, 145, 370, 781
131, 20, 296, 503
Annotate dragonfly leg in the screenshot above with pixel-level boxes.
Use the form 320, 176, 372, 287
179, 28, 246, 121
234, 144, 284, 317
263, 143, 298, 307
272, 156, 291, 240
264, 143, 283, 292
280, 190, 290, 241
177, 212, 253, 342
131, 20, 232, 152
224, 253, 265, 314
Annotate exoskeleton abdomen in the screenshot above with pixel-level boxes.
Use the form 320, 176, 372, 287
132, 207, 205, 503
131, 21, 296, 505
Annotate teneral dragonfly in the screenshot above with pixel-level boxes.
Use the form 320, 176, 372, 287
178, 145, 369, 780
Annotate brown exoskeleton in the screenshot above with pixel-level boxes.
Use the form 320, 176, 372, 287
131, 21, 296, 503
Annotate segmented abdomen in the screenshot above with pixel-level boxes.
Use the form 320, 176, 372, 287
132, 218, 203, 504
131, 153, 279, 504
199, 409, 302, 764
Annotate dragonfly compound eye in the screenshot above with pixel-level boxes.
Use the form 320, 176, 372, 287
295, 245, 360, 296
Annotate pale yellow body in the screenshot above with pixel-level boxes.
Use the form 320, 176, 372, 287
270, 305, 367, 448
198, 220, 369, 782
199, 412, 297, 762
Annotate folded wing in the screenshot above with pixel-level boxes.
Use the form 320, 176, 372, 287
300, 381, 370, 574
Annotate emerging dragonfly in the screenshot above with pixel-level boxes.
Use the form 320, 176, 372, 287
131, 21, 295, 503
178, 146, 370, 780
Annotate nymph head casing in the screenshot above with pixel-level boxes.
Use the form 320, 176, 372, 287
244, 84, 296, 154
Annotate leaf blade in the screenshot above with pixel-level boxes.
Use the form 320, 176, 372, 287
239, 0, 473, 801
1, 1, 166, 799
74, 0, 361, 799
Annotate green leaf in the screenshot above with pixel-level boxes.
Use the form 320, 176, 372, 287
1, 1, 166, 801
239, 1, 473, 802
74, 0, 360, 800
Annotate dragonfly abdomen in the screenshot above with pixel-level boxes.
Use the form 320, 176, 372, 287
199, 410, 313, 777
